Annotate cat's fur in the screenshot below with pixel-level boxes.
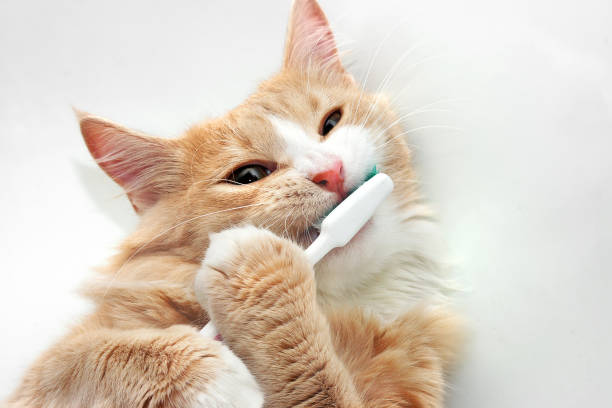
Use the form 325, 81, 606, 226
5, 0, 463, 407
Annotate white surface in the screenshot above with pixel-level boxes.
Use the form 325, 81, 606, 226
1, 0, 611, 406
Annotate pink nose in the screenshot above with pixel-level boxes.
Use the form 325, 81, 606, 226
312, 160, 346, 199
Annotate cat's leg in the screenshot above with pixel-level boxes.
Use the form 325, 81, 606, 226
197, 226, 363, 407
327, 306, 465, 408
6, 324, 263, 408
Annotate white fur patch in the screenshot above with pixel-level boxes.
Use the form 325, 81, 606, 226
268, 115, 380, 192
323, 124, 379, 191
192, 343, 263, 408
267, 115, 454, 318
315, 198, 455, 319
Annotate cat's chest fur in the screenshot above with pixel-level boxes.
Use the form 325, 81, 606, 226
315, 211, 455, 321
318, 258, 454, 321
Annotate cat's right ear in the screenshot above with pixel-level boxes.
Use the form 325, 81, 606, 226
283, 0, 350, 77
76, 110, 183, 214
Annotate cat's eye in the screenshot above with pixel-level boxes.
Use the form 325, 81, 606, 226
320, 108, 342, 136
228, 164, 272, 185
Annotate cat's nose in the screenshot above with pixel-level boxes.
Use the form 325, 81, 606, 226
311, 160, 346, 199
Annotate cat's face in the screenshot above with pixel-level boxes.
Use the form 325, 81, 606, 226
80, 0, 420, 295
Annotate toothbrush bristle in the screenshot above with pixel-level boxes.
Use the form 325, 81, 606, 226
365, 165, 378, 181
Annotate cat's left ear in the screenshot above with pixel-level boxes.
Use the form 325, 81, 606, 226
283, 0, 352, 80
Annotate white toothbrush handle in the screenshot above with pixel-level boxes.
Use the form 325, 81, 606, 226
304, 234, 333, 265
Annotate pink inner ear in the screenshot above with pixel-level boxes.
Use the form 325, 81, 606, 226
285, 0, 343, 71
85, 132, 137, 188
80, 116, 174, 213
82, 119, 150, 188
299, 9, 337, 61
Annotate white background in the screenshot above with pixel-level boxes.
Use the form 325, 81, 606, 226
1, 0, 611, 406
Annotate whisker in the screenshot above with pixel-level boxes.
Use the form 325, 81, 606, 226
101, 202, 267, 297
350, 20, 412, 119
374, 125, 463, 153
358, 41, 430, 129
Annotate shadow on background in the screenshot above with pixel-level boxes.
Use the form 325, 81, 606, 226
72, 160, 138, 233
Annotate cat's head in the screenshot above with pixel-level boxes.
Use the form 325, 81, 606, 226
79, 0, 429, 296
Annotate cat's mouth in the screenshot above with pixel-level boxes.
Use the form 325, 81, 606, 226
297, 224, 321, 248
295, 216, 375, 263
295, 167, 382, 249
290, 200, 334, 248
297, 212, 374, 252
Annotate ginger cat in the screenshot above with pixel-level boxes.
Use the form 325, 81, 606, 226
6, 0, 462, 406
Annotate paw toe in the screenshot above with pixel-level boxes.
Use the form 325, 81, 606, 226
204, 225, 276, 272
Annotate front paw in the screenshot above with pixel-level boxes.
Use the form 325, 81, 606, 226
202, 225, 286, 279
194, 225, 315, 348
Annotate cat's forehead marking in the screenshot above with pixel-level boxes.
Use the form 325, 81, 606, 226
267, 115, 316, 154
267, 115, 325, 177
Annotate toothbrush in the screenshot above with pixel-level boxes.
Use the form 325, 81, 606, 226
303, 172, 394, 264
200, 172, 394, 339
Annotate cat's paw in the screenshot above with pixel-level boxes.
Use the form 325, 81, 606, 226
192, 343, 263, 408
196, 225, 310, 302
194, 225, 282, 309
203, 225, 280, 276
194, 225, 315, 347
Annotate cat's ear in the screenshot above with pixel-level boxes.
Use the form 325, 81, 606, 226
76, 110, 183, 214
283, 0, 348, 76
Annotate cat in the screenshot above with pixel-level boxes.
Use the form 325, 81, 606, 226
5, 0, 463, 406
